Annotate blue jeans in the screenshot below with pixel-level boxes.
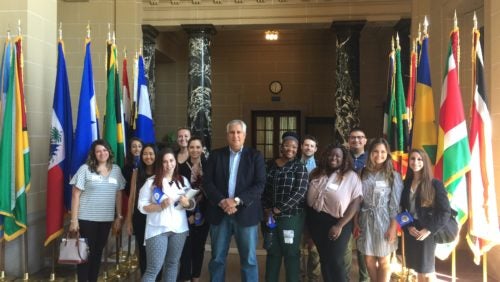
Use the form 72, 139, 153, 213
209, 216, 259, 282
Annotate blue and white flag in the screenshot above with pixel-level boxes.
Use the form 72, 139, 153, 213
133, 55, 155, 144
71, 38, 99, 181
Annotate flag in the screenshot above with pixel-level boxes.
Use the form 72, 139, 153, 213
406, 40, 417, 133
1, 39, 12, 137
434, 27, 471, 260
44, 40, 73, 246
103, 41, 126, 168
411, 34, 437, 164
466, 26, 500, 264
0, 35, 30, 241
122, 56, 132, 138
0, 39, 12, 239
382, 42, 395, 140
384, 40, 408, 177
133, 55, 155, 143
70, 38, 99, 201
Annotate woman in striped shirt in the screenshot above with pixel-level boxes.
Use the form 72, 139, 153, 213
69, 139, 126, 282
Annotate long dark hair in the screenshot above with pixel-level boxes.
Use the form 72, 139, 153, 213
361, 138, 394, 185
137, 143, 157, 186
404, 149, 435, 207
187, 136, 206, 162
153, 148, 184, 188
86, 139, 114, 173
125, 137, 143, 166
310, 143, 353, 182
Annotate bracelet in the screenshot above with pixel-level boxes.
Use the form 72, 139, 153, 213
116, 214, 123, 220
70, 219, 78, 223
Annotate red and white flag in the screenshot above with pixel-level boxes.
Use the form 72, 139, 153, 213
466, 26, 500, 264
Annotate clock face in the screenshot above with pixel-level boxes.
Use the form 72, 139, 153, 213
269, 81, 282, 94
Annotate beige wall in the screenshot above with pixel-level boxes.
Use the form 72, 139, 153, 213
58, 0, 143, 125
154, 29, 340, 149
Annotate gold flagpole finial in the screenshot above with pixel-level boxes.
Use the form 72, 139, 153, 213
135, 50, 138, 59
418, 22, 422, 40
473, 12, 478, 30
454, 10, 458, 29
391, 36, 395, 51
58, 22, 63, 41
86, 22, 91, 39
7, 29, 11, 40
423, 16, 429, 35
396, 32, 400, 49
112, 31, 116, 45
17, 19, 21, 36
124, 47, 127, 59
108, 23, 111, 42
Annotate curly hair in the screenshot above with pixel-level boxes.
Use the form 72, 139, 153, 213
86, 139, 114, 173
310, 143, 353, 182
361, 138, 394, 185
152, 148, 184, 188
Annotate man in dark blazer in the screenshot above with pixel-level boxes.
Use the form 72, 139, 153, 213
204, 119, 266, 282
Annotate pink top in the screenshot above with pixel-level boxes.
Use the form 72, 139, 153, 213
307, 170, 363, 218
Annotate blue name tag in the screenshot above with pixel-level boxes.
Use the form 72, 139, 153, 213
396, 211, 414, 227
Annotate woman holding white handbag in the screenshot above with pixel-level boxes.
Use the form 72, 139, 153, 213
69, 139, 125, 282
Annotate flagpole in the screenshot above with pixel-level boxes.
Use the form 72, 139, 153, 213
49, 243, 56, 281
483, 253, 487, 282
19, 19, 29, 281
0, 240, 5, 279
23, 233, 29, 280
452, 249, 456, 282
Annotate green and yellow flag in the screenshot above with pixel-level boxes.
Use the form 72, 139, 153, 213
103, 40, 126, 168
0, 35, 30, 241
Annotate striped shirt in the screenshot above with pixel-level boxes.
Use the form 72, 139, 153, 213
70, 164, 125, 222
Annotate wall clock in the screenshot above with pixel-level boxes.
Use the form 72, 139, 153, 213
269, 81, 283, 94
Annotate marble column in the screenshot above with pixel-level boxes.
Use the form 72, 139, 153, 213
331, 21, 365, 145
142, 25, 159, 114
182, 25, 216, 152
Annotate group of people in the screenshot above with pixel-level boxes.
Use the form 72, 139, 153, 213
262, 128, 452, 282
67, 119, 451, 282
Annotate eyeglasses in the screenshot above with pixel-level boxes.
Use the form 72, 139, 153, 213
349, 136, 365, 140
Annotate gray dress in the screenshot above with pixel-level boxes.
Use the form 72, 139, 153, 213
357, 170, 403, 257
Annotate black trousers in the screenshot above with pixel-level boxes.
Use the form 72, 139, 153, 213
178, 221, 210, 280
307, 208, 353, 282
77, 220, 112, 282
132, 210, 147, 275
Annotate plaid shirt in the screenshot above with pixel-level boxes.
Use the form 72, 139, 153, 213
263, 158, 308, 216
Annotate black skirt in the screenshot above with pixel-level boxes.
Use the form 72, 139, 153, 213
403, 220, 436, 274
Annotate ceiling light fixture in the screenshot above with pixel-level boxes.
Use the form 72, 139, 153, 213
265, 30, 279, 41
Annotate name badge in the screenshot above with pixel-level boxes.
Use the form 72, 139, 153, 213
375, 180, 388, 187
91, 175, 100, 181
152, 187, 165, 204
108, 177, 117, 184
327, 183, 339, 191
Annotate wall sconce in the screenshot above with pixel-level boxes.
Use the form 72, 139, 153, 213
265, 30, 279, 41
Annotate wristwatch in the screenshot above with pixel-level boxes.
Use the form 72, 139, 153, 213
234, 197, 241, 206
